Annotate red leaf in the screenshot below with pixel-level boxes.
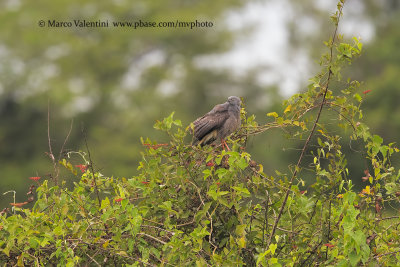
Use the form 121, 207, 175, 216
362, 169, 371, 182
363, 89, 371, 95
114, 198, 123, 203
10, 202, 28, 207
206, 160, 214, 167
323, 243, 335, 248
75, 164, 88, 173
29, 176, 41, 181
143, 143, 168, 149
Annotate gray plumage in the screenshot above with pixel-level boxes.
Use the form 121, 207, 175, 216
192, 96, 241, 148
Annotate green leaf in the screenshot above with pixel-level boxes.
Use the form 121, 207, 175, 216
2, 247, 10, 257
40, 238, 50, 247
337, 43, 352, 58
269, 243, 277, 255
164, 112, 175, 129
203, 169, 212, 180
159, 200, 174, 212
215, 168, 229, 179
207, 189, 229, 200
53, 225, 64, 236
61, 204, 69, 216
348, 250, 361, 266
384, 182, 397, 195
337, 259, 349, 267
237, 157, 248, 170
232, 185, 250, 196
372, 135, 383, 145
190, 226, 210, 239
101, 197, 110, 210
335, 96, 346, 105
343, 191, 356, 205
173, 119, 182, 127
318, 169, 330, 177
235, 224, 246, 236
270, 259, 281, 267
267, 112, 278, 118
29, 237, 39, 249
380, 144, 388, 156
256, 250, 269, 266
353, 93, 362, 102
284, 105, 292, 113
352, 230, 366, 250
238, 236, 246, 248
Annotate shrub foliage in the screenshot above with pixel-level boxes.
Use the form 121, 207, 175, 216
1, 1, 400, 266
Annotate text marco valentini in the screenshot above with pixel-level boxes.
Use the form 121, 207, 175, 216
47, 20, 109, 27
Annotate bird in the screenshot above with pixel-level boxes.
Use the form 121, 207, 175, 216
192, 96, 241, 151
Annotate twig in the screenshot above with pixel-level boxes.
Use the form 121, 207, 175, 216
47, 101, 58, 185
262, 191, 269, 248
176, 220, 195, 227
326, 199, 332, 260
142, 218, 165, 226
267, 223, 298, 235
325, 103, 357, 131
268, 3, 344, 246
137, 232, 167, 245
373, 249, 400, 259
3, 191, 16, 214
82, 127, 101, 206
84, 252, 101, 267
46, 104, 73, 184
299, 240, 323, 267
375, 216, 399, 222
141, 225, 175, 235
248, 165, 292, 192
85, 252, 101, 266
58, 119, 74, 162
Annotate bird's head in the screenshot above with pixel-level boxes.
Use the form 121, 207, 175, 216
227, 96, 241, 106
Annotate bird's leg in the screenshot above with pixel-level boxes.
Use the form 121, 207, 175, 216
221, 138, 230, 151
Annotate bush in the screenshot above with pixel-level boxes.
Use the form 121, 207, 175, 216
1, 1, 400, 266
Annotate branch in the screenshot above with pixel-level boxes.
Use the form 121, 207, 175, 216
82, 127, 101, 206
137, 232, 167, 245
373, 249, 400, 259
47, 101, 58, 185
268, 3, 345, 246
375, 216, 399, 222
58, 119, 74, 162
46, 102, 74, 184
299, 240, 324, 267
84, 252, 101, 267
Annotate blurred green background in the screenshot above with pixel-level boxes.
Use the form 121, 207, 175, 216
1, 0, 399, 207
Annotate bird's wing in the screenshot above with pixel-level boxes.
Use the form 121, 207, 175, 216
208, 102, 229, 114
193, 105, 229, 141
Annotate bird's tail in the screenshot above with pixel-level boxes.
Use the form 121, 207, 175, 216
192, 129, 217, 147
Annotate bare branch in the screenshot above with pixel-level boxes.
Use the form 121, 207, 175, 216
82, 127, 102, 207
268, 3, 345, 246
58, 119, 74, 161
47, 101, 58, 185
